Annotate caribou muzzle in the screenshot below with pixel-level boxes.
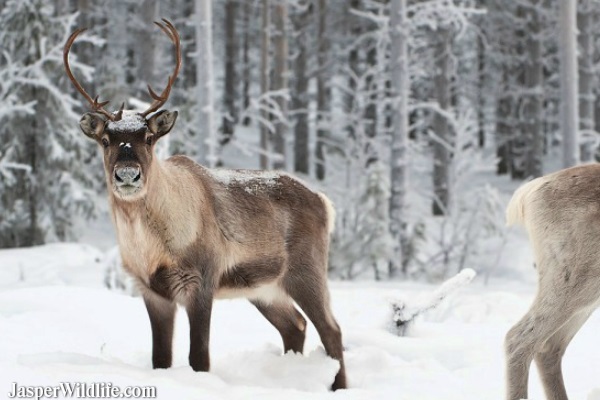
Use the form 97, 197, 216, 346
114, 165, 142, 195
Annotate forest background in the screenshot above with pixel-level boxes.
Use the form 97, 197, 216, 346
0, 0, 589, 282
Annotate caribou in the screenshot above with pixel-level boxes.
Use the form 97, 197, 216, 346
64, 19, 347, 390
505, 164, 600, 400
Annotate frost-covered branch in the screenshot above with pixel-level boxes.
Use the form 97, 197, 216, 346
391, 268, 476, 336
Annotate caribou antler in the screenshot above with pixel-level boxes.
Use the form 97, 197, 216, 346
63, 28, 118, 121
64, 20, 180, 120
140, 19, 181, 118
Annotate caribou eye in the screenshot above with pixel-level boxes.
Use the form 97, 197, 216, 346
146, 136, 153, 146
102, 138, 109, 148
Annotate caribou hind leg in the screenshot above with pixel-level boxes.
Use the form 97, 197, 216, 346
505, 264, 600, 400
534, 309, 594, 400
252, 300, 307, 354
283, 264, 347, 390
288, 286, 346, 390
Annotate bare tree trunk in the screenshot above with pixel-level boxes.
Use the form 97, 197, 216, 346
221, 0, 238, 148
260, 0, 271, 169
578, 0, 595, 162
180, 0, 197, 88
432, 30, 452, 216
477, 34, 485, 148
195, 0, 216, 166
346, 0, 362, 139
472, 1, 486, 147
137, 0, 158, 98
389, 0, 408, 277
365, 45, 377, 145
510, 4, 527, 180
102, 1, 129, 106
559, 0, 579, 167
375, 33, 387, 154
27, 100, 41, 246
242, 0, 252, 126
489, 0, 514, 175
292, 3, 311, 174
315, 0, 329, 180
496, 96, 512, 175
272, 0, 288, 170
524, 3, 543, 178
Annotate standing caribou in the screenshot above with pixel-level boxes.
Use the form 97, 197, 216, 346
505, 164, 600, 400
64, 20, 346, 390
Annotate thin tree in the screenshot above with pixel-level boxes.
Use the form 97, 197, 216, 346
389, 0, 408, 277
488, 0, 518, 176
221, 0, 238, 147
136, 0, 158, 99
260, 0, 270, 169
195, 0, 216, 166
292, 1, 312, 174
432, 28, 453, 216
523, 0, 543, 178
272, 0, 289, 170
315, 0, 329, 180
559, 0, 579, 167
578, 0, 595, 162
242, 0, 253, 126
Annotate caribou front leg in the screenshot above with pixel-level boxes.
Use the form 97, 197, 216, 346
143, 292, 176, 369
186, 287, 214, 372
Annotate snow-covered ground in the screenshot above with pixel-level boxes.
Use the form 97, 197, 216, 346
1, 238, 600, 400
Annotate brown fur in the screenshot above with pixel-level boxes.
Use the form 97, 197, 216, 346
81, 111, 346, 390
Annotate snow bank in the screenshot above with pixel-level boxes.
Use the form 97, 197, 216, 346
0, 243, 105, 288
0, 244, 599, 399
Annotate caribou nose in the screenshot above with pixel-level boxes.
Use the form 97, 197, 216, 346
114, 166, 141, 185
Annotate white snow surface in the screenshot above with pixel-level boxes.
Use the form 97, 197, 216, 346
106, 111, 146, 131
1, 244, 600, 399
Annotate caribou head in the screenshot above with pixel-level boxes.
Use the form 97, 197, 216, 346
64, 19, 181, 200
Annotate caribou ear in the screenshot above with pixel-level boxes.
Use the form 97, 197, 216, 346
147, 110, 178, 138
79, 112, 107, 139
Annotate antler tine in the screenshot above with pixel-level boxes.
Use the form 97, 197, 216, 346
154, 21, 175, 42
93, 95, 110, 109
64, 29, 115, 121
114, 102, 125, 121
140, 19, 182, 118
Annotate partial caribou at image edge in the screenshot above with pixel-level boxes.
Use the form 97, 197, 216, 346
63, 19, 347, 390
505, 164, 600, 400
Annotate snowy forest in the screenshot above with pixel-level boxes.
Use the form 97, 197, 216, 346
0, 0, 592, 283
4, 1, 600, 399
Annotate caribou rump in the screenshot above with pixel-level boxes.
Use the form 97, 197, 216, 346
505, 164, 600, 400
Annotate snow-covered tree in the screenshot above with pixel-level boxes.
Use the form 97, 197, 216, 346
329, 158, 395, 280
0, 0, 97, 247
